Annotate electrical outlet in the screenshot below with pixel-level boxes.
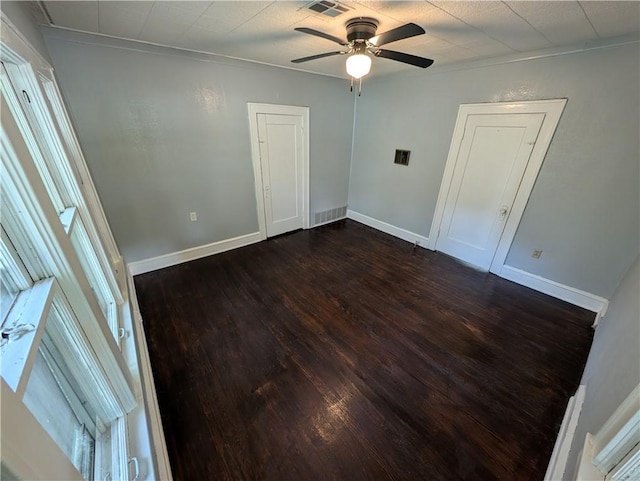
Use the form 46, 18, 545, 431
532, 249, 542, 259
189, 212, 197, 222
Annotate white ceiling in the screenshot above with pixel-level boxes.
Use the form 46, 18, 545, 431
40, 1, 640, 78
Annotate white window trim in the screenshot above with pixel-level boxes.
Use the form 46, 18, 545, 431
1, 378, 83, 480
36, 67, 125, 302
1, 14, 125, 299
0, 63, 67, 213
64, 206, 121, 344
573, 384, 640, 481
39, 69, 124, 287
2, 60, 77, 209
2, 55, 125, 306
1, 278, 55, 394
1, 276, 130, 480
1, 82, 136, 412
1, 14, 170, 480
0, 224, 33, 320
593, 384, 640, 475
608, 441, 640, 481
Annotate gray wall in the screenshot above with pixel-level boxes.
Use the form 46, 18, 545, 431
1, 1, 51, 63
349, 43, 639, 298
565, 257, 640, 479
42, 28, 354, 263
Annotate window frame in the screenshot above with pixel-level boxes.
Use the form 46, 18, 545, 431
1, 15, 135, 480
573, 384, 640, 481
38, 68, 124, 276
1, 57, 125, 343
1, 87, 135, 404
0, 276, 130, 480
0, 224, 33, 319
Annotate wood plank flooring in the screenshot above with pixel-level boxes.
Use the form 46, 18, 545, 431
134, 220, 594, 481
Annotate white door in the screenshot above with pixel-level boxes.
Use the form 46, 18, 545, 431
434, 113, 545, 270
256, 113, 305, 237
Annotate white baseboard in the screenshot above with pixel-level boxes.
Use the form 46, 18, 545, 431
545, 385, 586, 481
128, 231, 264, 275
346, 213, 608, 318
125, 267, 173, 480
347, 210, 429, 248
499, 265, 609, 316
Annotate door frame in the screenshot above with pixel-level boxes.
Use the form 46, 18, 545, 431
427, 99, 567, 274
247, 102, 310, 240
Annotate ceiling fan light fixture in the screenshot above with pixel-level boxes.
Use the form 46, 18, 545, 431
346, 53, 371, 79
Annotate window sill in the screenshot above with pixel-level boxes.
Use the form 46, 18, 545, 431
1, 277, 54, 394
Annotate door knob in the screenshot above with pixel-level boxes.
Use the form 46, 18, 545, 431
499, 205, 509, 218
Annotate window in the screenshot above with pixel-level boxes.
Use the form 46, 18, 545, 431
573, 384, 640, 480
1, 19, 135, 481
17, 283, 124, 481
1, 58, 124, 347
25, 334, 99, 479
0, 225, 32, 319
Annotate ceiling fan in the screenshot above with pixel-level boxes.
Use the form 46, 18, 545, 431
292, 17, 434, 93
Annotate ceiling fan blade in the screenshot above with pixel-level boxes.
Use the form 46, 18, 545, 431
369, 23, 426, 47
291, 51, 347, 63
294, 27, 348, 46
374, 49, 434, 68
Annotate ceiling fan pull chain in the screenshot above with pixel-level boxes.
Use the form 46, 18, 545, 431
350, 76, 354, 92
358, 78, 362, 96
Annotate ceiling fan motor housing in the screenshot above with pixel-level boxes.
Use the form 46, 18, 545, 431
346, 18, 379, 42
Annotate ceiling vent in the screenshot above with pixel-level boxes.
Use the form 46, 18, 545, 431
307, 1, 351, 17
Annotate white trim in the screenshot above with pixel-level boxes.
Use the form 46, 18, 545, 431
128, 231, 263, 276
110, 417, 129, 481
2, 18, 124, 301
1, 88, 136, 412
42, 25, 347, 80
427, 99, 567, 275
1, 378, 82, 480
347, 210, 429, 248
0, 15, 50, 72
609, 441, 640, 481
575, 434, 604, 481
593, 384, 640, 475
499, 265, 608, 315
42, 72, 122, 263
1, 278, 55, 395
247, 102, 310, 237
43, 24, 637, 82
39, 70, 126, 297
545, 385, 586, 481
374, 35, 638, 82
4, 13, 126, 296
126, 267, 173, 481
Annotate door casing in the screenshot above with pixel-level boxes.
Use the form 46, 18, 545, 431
427, 99, 567, 274
248, 103, 310, 240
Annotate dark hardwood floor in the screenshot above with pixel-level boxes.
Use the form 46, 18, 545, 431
134, 220, 594, 481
